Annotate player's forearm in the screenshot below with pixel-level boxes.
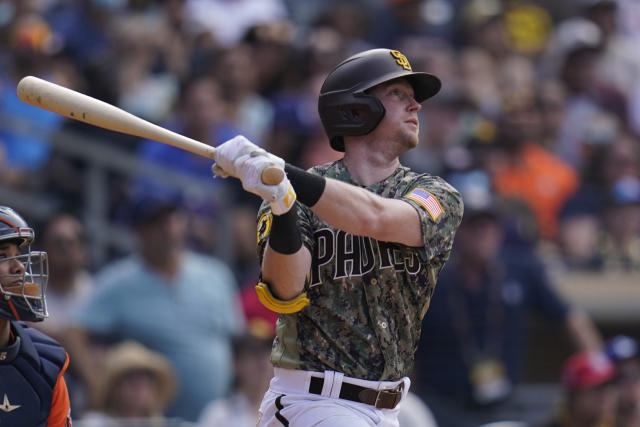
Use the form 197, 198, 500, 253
285, 165, 423, 246
262, 246, 311, 300
313, 179, 423, 245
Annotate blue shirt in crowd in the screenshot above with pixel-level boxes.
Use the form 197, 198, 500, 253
75, 252, 244, 421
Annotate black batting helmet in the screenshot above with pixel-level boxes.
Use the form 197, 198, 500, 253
318, 48, 441, 151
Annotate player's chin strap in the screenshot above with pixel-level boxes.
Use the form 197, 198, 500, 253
256, 282, 309, 314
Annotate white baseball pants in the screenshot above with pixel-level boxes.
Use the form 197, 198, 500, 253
257, 368, 411, 427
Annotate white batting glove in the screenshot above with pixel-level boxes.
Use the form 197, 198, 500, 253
212, 135, 262, 179
235, 152, 296, 215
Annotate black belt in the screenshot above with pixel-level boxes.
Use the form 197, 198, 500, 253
308, 376, 403, 409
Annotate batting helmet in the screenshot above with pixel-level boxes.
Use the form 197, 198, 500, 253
318, 48, 441, 151
0, 206, 48, 322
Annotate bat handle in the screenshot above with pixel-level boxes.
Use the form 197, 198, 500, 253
262, 167, 285, 185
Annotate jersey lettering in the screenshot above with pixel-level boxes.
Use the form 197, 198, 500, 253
360, 236, 376, 276
335, 230, 359, 278
311, 228, 334, 286
311, 228, 421, 286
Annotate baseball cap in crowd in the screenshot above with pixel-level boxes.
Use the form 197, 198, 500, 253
448, 170, 500, 222
504, 1, 553, 54
559, 187, 602, 221
562, 350, 616, 391
608, 176, 640, 206
127, 194, 183, 226
553, 17, 602, 59
460, 0, 503, 29
605, 335, 639, 363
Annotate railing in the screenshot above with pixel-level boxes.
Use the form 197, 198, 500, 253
0, 114, 235, 270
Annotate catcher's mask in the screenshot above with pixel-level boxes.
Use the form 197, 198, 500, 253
318, 48, 441, 151
0, 206, 48, 322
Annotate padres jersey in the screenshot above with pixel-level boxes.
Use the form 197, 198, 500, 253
257, 159, 463, 381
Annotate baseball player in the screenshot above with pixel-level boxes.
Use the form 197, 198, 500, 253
213, 48, 463, 426
0, 206, 72, 426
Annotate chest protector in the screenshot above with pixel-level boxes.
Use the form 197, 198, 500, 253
0, 322, 67, 427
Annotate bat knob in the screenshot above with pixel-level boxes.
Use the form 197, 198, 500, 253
262, 167, 285, 185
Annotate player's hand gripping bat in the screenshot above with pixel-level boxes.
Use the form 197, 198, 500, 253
16, 76, 284, 185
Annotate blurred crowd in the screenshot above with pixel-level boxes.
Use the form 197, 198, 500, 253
1, 0, 640, 425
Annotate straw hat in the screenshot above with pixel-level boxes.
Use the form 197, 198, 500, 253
93, 340, 177, 415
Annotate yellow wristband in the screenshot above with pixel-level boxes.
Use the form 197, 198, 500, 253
255, 282, 310, 314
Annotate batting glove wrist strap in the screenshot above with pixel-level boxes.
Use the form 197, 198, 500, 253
229, 152, 296, 215
268, 205, 303, 254
268, 180, 297, 216
284, 164, 326, 207
255, 282, 309, 314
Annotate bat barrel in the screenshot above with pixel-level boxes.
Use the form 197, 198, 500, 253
17, 75, 283, 184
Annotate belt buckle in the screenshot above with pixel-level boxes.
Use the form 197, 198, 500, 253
374, 389, 385, 409
374, 384, 403, 409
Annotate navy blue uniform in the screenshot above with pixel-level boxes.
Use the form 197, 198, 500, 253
0, 322, 71, 427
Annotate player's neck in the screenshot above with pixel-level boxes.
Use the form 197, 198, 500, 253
343, 142, 400, 186
0, 318, 10, 347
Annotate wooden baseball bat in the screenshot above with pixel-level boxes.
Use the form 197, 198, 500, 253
16, 76, 284, 185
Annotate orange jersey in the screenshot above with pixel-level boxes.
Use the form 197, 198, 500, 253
493, 143, 579, 238
48, 353, 72, 427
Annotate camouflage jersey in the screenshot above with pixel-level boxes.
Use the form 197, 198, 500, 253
257, 159, 463, 381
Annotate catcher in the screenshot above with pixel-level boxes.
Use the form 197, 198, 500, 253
0, 206, 72, 426
213, 48, 463, 426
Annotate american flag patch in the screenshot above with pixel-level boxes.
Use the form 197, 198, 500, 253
406, 188, 443, 220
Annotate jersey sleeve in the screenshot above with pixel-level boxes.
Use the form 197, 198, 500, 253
47, 353, 72, 427
401, 175, 463, 261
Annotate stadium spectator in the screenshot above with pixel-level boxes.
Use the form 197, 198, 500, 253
552, 17, 628, 172
491, 92, 580, 239
77, 340, 178, 426
541, 350, 617, 427
599, 176, 640, 271
32, 214, 93, 342
605, 335, 640, 427
414, 170, 601, 426
554, 190, 603, 272
0, 12, 65, 188
184, 0, 289, 49
131, 74, 241, 254
67, 196, 244, 421
213, 43, 275, 145
30, 213, 95, 416
197, 286, 275, 427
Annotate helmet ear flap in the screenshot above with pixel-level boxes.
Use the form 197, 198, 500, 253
339, 107, 356, 122
319, 91, 386, 151
339, 106, 367, 123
